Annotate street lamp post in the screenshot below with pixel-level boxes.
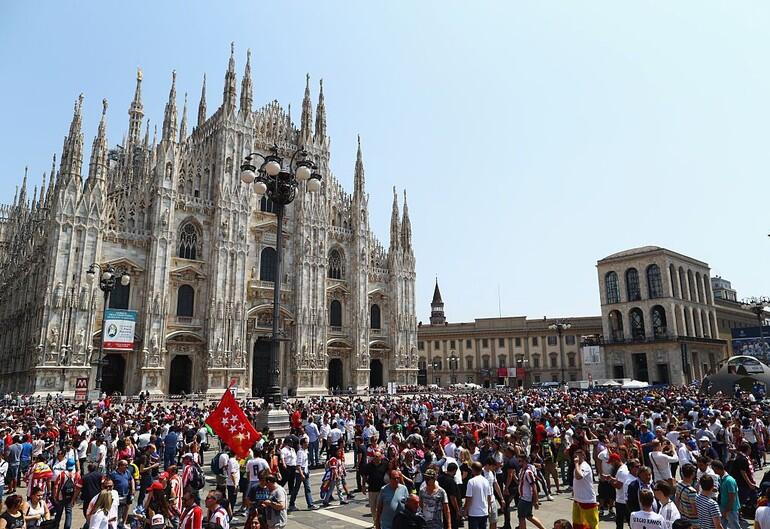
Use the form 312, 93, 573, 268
548, 320, 572, 384
432, 360, 441, 386
449, 351, 458, 384
86, 264, 130, 394
741, 297, 770, 361
240, 145, 322, 408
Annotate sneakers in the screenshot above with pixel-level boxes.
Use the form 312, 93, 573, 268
288, 505, 299, 512
341, 500, 349, 505
547, 495, 554, 501
308, 505, 320, 510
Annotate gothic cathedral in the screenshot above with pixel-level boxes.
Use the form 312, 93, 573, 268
0, 45, 418, 396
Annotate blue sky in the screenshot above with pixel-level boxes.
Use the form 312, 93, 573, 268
1, 1, 769, 322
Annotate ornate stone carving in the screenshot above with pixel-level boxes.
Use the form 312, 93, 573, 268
53, 282, 63, 308
47, 325, 59, 348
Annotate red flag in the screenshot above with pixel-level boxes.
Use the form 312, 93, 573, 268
205, 386, 259, 459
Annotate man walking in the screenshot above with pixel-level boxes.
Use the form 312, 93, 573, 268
465, 462, 493, 529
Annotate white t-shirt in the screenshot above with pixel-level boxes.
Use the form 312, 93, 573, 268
225, 457, 240, 487
659, 501, 681, 529
89, 509, 110, 529
77, 440, 89, 459
614, 464, 630, 503
246, 457, 269, 482
465, 475, 492, 517
597, 449, 612, 475
649, 452, 677, 481
573, 462, 596, 503
755, 506, 770, 529
630, 509, 665, 529
88, 490, 120, 529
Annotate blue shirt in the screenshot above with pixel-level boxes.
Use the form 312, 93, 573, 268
164, 432, 178, 452
110, 469, 133, 496
21, 442, 33, 462
379, 483, 408, 529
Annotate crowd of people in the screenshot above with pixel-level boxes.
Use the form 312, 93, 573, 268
0, 384, 768, 529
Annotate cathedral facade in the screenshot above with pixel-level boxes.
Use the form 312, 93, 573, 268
0, 46, 418, 396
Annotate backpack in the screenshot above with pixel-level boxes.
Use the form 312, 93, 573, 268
188, 464, 205, 491
61, 474, 76, 500
211, 453, 225, 476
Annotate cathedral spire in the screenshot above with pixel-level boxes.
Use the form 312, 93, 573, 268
300, 73, 313, 144
223, 42, 237, 111
389, 186, 401, 251
240, 49, 252, 114
47, 154, 57, 203
60, 94, 85, 185
401, 189, 412, 250
18, 166, 28, 210
314, 78, 327, 145
87, 99, 109, 190
162, 71, 178, 143
39, 171, 47, 209
127, 68, 144, 146
179, 93, 188, 143
353, 135, 365, 198
197, 74, 207, 127
143, 119, 150, 148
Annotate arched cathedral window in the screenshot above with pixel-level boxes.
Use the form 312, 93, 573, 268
178, 223, 201, 260
328, 249, 344, 280
370, 304, 381, 330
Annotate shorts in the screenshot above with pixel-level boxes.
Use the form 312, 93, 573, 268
517, 499, 534, 519
6, 464, 18, 484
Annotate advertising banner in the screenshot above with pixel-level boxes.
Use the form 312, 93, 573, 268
731, 326, 770, 360
581, 345, 602, 365
102, 309, 137, 350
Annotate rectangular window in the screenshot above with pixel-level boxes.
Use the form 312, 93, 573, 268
466, 357, 473, 369
533, 356, 540, 368
418, 341, 424, 350
498, 338, 505, 347
565, 335, 576, 345
482, 338, 489, 348
552, 374, 559, 382
466, 339, 472, 348
482, 357, 490, 368
515, 337, 521, 347
547, 336, 558, 346
498, 357, 506, 368
532, 337, 539, 346
434, 377, 441, 386
450, 340, 456, 349
534, 375, 541, 383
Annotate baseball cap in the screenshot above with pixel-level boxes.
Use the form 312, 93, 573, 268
147, 481, 164, 492
151, 515, 165, 528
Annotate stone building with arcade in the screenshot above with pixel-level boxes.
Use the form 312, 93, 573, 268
597, 246, 727, 384
0, 46, 418, 396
